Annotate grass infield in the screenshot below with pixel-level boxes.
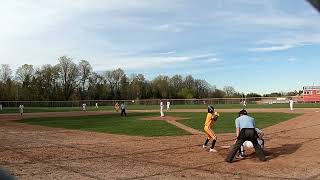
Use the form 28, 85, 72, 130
19, 112, 301, 136
19, 112, 190, 137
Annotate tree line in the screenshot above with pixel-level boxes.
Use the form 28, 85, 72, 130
0, 56, 299, 101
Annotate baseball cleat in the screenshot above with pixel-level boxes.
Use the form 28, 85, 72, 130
209, 148, 218, 152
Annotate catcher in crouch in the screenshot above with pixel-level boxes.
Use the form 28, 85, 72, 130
202, 106, 220, 152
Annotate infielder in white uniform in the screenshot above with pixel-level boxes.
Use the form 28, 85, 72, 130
160, 101, 164, 117
289, 99, 294, 111
18, 104, 24, 117
82, 103, 86, 111
242, 100, 247, 107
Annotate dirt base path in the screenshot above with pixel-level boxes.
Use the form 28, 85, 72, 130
166, 120, 203, 135
142, 116, 203, 135
1, 108, 320, 179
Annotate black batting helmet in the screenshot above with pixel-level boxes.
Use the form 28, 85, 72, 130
208, 105, 214, 113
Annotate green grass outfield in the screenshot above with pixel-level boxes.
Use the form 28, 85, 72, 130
1, 103, 320, 114
19, 112, 301, 136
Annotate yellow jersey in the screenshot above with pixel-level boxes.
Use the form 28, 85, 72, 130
204, 113, 214, 127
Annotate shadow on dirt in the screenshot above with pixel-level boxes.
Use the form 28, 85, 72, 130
239, 143, 302, 161
264, 143, 302, 160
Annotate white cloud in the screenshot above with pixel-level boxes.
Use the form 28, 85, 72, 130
248, 44, 294, 52
230, 15, 318, 29
248, 33, 320, 52
92, 53, 219, 71
0, 0, 184, 69
247, 57, 298, 63
0, 0, 181, 39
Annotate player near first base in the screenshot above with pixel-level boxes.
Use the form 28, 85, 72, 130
289, 98, 294, 111
202, 106, 219, 152
18, 104, 24, 118
82, 103, 86, 111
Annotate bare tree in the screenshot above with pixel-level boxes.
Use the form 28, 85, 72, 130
34, 64, 60, 100
104, 68, 125, 99
223, 86, 236, 97
104, 70, 115, 99
0, 64, 15, 100
130, 73, 145, 99
195, 79, 210, 98
152, 75, 170, 98
120, 74, 129, 99
78, 60, 92, 99
0, 64, 12, 82
57, 56, 79, 100
169, 75, 183, 98
14, 64, 35, 100
88, 72, 107, 100
184, 75, 195, 90
15, 64, 34, 84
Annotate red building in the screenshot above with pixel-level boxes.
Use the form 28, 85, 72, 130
303, 86, 320, 102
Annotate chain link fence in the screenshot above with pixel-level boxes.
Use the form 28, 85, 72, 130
0, 97, 303, 108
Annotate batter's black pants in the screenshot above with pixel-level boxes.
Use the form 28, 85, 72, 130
225, 128, 266, 162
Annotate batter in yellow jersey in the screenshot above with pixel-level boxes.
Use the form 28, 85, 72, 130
202, 105, 220, 152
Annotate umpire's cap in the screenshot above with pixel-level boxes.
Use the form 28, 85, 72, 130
239, 109, 248, 116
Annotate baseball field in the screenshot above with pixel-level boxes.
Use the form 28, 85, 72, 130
1, 107, 320, 179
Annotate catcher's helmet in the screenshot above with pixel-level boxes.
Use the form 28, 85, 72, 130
208, 105, 214, 113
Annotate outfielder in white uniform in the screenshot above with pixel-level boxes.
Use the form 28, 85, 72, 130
166, 101, 170, 111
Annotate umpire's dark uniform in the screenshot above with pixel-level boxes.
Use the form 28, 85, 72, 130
225, 110, 266, 162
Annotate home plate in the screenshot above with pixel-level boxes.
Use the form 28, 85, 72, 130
220, 145, 231, 148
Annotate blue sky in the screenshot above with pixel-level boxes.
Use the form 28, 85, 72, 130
1, 0, 320, 94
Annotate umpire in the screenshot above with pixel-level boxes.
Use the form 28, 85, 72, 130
225, 109, 266, 163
